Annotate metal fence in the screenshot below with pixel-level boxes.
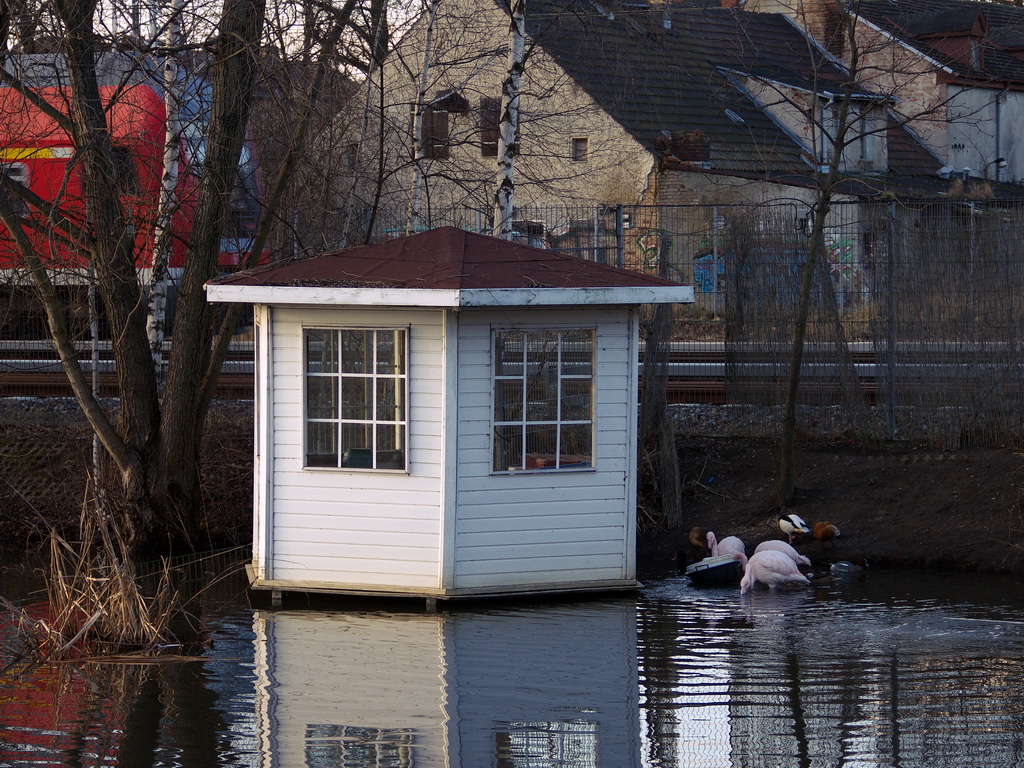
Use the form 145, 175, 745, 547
508, 199, 1024, 448
1, 198, 1023, 447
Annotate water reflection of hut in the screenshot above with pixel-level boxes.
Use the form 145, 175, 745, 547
207, 228, 692, 603
252, 602, 640, 767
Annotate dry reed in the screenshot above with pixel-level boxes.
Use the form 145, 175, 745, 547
2, 494, 186, 663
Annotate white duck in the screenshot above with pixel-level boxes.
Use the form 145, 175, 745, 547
778, 513, 810, 544
754, 539, 812, 568
740, 550, 812, 594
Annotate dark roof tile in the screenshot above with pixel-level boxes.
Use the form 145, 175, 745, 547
212, 227, 686, 290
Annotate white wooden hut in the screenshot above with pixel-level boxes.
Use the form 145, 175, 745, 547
206, 227, 693, 603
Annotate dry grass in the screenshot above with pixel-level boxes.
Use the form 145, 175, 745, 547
1, 492, 187, 663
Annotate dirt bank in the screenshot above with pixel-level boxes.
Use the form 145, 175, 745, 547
0, 399, 254, 553
3, 400, 1023, 576
639, 436, 1024, 577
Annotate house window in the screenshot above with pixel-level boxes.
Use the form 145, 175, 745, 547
479, 96, 500, 157
570, 137, 588, 162
422, 105, 450, 159
819, 101, 884, 172
492, 329, 594, 472
305, 328, 407, 470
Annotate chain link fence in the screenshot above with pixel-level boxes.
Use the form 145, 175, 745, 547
0, 199, 1022, 449
494, 199, 1024, 448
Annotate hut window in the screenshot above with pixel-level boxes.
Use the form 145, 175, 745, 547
304, 328, 407, 470
492, 329, 594, 472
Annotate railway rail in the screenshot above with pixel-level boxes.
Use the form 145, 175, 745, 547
0, 341, 1012, 404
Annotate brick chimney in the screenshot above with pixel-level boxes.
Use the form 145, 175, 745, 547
654, 130, 711, 166
741, 0, 844, 54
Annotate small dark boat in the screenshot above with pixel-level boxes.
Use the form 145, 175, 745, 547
685, 555, 744, 587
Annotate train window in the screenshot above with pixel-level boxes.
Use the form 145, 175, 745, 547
0, 163, 29, 217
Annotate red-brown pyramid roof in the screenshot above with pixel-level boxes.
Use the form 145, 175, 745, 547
212, 227, 685, 290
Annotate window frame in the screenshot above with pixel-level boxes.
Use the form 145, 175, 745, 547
570, 136, 589, 162
303, 326, 409, 472
818, 99, 884, 172
0, 162, 29, 216
491, 327, 596, 474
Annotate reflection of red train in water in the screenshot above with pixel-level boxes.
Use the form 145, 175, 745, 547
0, 80, 261, 333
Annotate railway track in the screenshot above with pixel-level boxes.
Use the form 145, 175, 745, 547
0, 341, 1008, 404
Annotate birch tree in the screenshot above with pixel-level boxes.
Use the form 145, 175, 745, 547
492, 0, 524, 239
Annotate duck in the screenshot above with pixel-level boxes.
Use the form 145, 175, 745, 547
740, 550, 812, 594
830, 558, 869, 573
814, 522, 841, 544
706, 531, 746, 559
754, 539, 812, 568
689, 526, 710, 558
778, 513, 810, 544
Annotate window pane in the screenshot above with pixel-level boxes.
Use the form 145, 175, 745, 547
526, 374, 558, 422
376, 424, 405, 469
376, 378, 403, 422
525, 423, 558, 467
307, 376, 337, 420
495, 379, 523, 422
495, 332, 524, 376
561, 330, 593, 375
494, 424, 523, 471
525, 332, 559, 376
340, 330, 372, 373
341, 378, 372, 420
560, 424, 592, 466
306, 422, 338, 466
306, 330, 338, 373
341, 423, 373, 468
376, 330, 404, 374
561, 379, 592, 421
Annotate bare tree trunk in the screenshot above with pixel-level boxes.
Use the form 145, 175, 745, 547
151, 0, 267, 545
638, 235, 682, 528
57, 0, 160, 526
492, 0, 525, 239
777, 5, 861, 508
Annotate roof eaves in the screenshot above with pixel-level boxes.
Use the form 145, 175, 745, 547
205, 284, 463, 307
721, 69, 816, 167
204, 284, 695, 308
855, 14, 955, 75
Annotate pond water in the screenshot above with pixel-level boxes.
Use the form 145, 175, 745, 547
2, 560, 1024, 767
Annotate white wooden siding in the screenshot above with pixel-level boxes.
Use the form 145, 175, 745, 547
265, 307, 446, 588
452, 308, 636, 589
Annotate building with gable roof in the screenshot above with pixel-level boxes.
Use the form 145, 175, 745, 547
368, 0, 1024, 241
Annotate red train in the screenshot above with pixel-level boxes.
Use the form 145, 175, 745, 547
0, 82, 259, 274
